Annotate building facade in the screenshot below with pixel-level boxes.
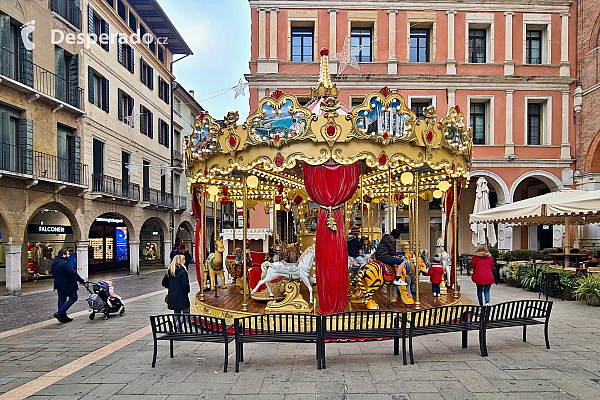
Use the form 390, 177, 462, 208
246, 0, 578, 255
0, 0, 194, 294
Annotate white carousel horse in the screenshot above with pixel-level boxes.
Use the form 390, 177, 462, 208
440, 250, 451, 286
250, 245, 316, 303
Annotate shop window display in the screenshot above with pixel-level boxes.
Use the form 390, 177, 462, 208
140, 220, 164, 267
89, 215, 129, 273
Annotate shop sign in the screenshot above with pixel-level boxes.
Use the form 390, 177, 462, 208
95, 217, 124, 224
28, 225, 73, 234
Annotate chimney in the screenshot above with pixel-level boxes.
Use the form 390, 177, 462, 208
189, 89, 195, 98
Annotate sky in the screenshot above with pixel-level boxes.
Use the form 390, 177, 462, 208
158, 0, 251, 122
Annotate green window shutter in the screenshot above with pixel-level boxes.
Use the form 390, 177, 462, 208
57, 128, 68, 182
21, 120, 34, 175
117, 35, 123, 64
72, 135, 81, 184
139, 104, 145, 135
118, 88, 123, 121
128, 47, 134, 73
68, 54, 79, 108
165, 82, 170, 104
140, 57, 144, 83
70, 0, 81, 30
148, 67, 153, 89
101, 77, 109, 113
0, 15, 11, 77
18, 29, 33, 87
88, 66, 95, 104
158, 76, 162, 98
148, 111, 153, 139
88, 4, 95, 35
55, 47, 66, 103
164, 121, 169, 148
1, 112, 10, 171
128, 97, 134, 119
101, 20, 109, 51
158, 118, 163, 144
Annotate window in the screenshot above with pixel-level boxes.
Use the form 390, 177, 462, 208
93, 139, 104, 175
161, 174, 166, 193
54, 47, 79, 107
468, 29, 486, 63
351, 98, 365, 108
117, 1, 126, 21
105, 0, 114, 7
158, 119, 169, 148
140, 58, 153, 89
527, 102, 542, 145
118, 37, 134, 73
174, 98, 181, 115
88, 67, 109, 112
351, 27, 372, 63
158, 76, 170, 104
88, 5, 109, 51
118, 89, 134, 123
158, 46, 164, 62
410, 28, 430, 63
139, 105, 153, 138
410, 101, 431, 120
470, 102, 486, 145
526, 30, 542, 64
129, 11, 136, 32
122, 151, 129, 184
291, 27, 313, 62
143, 160, 150, 201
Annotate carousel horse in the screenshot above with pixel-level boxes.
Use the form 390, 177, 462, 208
250, 245, 316, 303
205, 240, 226, 290
356, 251, 429, 309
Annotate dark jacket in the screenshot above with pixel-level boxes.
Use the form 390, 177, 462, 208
347, 235, 364, 258
184, 250, 193, 266
162, 265, 191, 311
169, 249, 180, 261
374, 234, 397, 262
52, 256, 84, 293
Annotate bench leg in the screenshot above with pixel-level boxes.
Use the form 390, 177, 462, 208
224, 340, 229, 373
402, 336, 407, 366
545, 323, 550, 349
316, 342, 321, 370
482, 329, 488, 357
321, 341, 326, 369
240, 342, 244, 362
394, 337, 399, 356
235, 341, 241, 373
170, 340, 174, 358
409, 336, 415, 365
462, 331, 468, 348
522, 325, 527, 343
152, 339, 158, 368
478, 329, 484, 357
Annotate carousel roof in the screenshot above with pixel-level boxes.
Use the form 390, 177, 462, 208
184, 47, 473, 203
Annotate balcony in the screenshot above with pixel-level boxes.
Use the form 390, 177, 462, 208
0, 143, 88, 188
142, 187, 174, 209
50, 0, 82, 30
91, 174, 140, 202
0, 47, 84, 113
174, 195, 187, 213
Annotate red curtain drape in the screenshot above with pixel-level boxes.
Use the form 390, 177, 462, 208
191, 188, 202, 287
303, 162, 360, 314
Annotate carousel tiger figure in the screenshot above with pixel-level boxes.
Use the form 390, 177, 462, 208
356, 251, 429, 309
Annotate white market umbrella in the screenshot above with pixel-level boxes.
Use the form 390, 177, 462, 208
471, 177, 497, 247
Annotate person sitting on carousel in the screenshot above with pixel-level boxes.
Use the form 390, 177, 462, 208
347, 226, 366, 286
374, 228, 408, 286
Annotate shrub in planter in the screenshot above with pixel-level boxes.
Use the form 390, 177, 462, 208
557, 269, 580, 301
573, 274, 600, 306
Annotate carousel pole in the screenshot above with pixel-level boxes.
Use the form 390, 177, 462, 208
200, 188, 207, 301
242, 174, 249, 312
213, 194, 219, 297
414, 171, 420, 310
453, 179, 460, 298
360, 175, 364, 236
388, 169, 393, 233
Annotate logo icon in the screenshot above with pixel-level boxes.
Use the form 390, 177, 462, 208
20, 20, 35, 50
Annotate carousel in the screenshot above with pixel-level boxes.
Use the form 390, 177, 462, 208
184, 48, 472, 323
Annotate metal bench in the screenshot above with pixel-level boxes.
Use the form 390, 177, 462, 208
150, 314, 234, 372
321, 310, 408, 368
234, 313, 321, 372
408, 305, 484, 364
481, 300, 552, 356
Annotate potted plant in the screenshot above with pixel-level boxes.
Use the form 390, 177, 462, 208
573, 274, 600, 306
557, 270, 580, 301
502, 262, 520, 286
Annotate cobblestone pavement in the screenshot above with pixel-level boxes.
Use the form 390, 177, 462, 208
1, 274, 599, 399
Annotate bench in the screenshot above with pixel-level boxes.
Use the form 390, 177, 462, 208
408, 305, 484, 364
150, 314, 234, 372
481, 300, 552, 356
234, 313, 321, 372
321, 310, 407, 368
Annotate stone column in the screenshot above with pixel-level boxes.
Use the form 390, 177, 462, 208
269, 8, 279, 60
163, 240, 171, 269
446, 10, 457, 75
560, 12, 570, 77
388, 10, 398, 74
4, 243, 22, 295
504, 12, 515, 76
258, 8, 267, 60
505, 90, 515, 156
447, 88, 456, 109
328, 9, 338, 74
129, 241, 140, 275
76, 241, 89, 280
561, 90, 571, 159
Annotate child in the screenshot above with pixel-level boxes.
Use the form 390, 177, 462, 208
105, 280, 121, 307
423, 263, 444, 297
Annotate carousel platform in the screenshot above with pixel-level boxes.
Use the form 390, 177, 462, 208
190, 282, 467, 324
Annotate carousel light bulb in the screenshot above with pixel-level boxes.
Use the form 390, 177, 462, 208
247, 175, 259, 188
433, 190, 443, 199
207, 185, 219, 197
402, 197, 410, 205
400, 172, 414, 185
438, 180, 451, 192
236, 200, 244, 207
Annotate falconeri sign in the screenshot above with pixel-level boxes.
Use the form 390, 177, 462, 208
27, 225, 73, 234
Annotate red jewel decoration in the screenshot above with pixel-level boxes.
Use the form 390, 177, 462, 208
198, 111, 205, 120
382, 132, 389, 140
320, 47, 329, 56
229, 134, 237, 148
379, 86, 392, 97
272, 90, 284, 100
451, 163, 456, 172
363, 204, 368, 211
326, 124, 336, 136
278, 183, 284, 194
222, 186, 229, 196
204, 168, 209, 177
275, 155, 284, 167
274, 134, 280, 142
275, 196, 283, 204
293, 195, 303, 205
454, 105, 460, 114
378, 153, 387, 165
220, 197, 230, 206
426, 130, 433, 143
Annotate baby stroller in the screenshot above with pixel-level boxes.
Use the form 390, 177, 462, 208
85, 280, 125, 320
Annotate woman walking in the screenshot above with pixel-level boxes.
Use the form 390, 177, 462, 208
471, 246, 494, 306
162, 254, 191, 315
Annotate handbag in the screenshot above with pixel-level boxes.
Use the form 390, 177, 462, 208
164, 294, 169, 304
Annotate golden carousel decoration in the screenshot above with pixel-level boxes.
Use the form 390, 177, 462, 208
184, 48, 472, 324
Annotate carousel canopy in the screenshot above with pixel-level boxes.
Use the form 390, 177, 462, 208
469, 190, 600, 225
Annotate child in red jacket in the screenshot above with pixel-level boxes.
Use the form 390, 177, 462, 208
424, 263, 444, 297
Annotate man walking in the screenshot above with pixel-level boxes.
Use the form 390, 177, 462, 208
52, 250, 84, 323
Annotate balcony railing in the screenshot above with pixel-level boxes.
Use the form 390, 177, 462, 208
0, 143, 88, 186
92, 174, 140, 200
174, 195, 187, 211
173, 150, 183, 163
50, 0, 82, 30
0, 47, 84, 110
142, 187, 174, 207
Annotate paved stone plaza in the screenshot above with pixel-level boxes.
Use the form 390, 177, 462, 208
1, 273, 599, 400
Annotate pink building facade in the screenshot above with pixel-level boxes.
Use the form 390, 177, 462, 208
246, 0, 578, 253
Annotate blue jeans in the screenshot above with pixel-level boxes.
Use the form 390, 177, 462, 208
57, 290, 78, 317
431, 283, 440, 295
476, 284, 491, 305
